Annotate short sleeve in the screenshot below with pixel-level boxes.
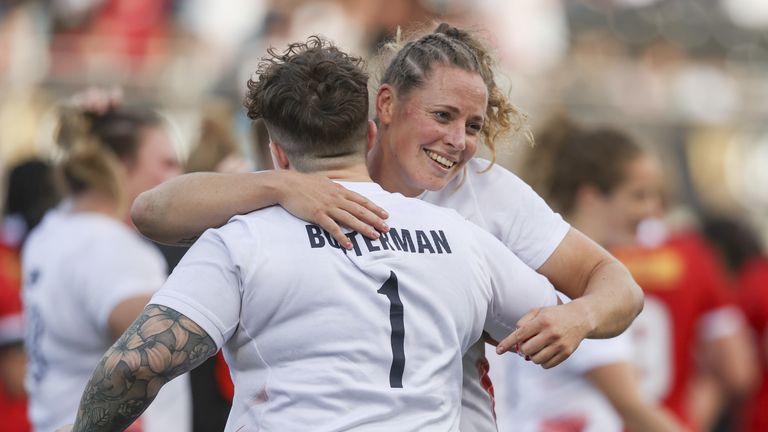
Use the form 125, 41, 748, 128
476, 226, 559, 342
150, 219, 250, 349
81, 237, 167, 330
496, 167, 570, 269
430, 159, 570, 270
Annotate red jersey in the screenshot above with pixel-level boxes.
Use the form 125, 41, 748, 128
0, 240, 30, 432
736, 258, 768, 432
613, 231, 736, 427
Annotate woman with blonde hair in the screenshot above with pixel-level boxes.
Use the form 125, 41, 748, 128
22, 105, 188, 432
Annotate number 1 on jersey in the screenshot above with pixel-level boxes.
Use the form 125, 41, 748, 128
378, 271, 405, 388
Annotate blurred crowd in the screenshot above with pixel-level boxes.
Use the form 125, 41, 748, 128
0, 0, 767, 431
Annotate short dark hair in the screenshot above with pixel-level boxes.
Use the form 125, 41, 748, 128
244, 36, 369, 171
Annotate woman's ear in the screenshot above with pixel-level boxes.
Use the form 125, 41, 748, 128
376, 84, 396, 126
269, 141, 290, 170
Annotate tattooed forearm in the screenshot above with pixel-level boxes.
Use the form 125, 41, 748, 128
71, 305, 217, 432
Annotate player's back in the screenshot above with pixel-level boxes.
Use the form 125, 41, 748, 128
155, 181, 556, 431
22, 208, 167, 431
228, 182, 493, 431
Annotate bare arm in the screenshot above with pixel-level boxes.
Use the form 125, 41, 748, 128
0, 344, 26, 398
107, 295, 153, 341
496, 229, 644, 368
701, 327, 758, 398
537, 229, 643, 338
131, 170, 389, 247
69, 304, 216, 432
586, 362, 686, 432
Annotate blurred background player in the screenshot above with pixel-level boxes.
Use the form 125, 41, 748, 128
515, 115, 757, 431
701, 215, 768, 432
1, 158, 60, 432
21, 104, 191, 432
489, 117, 686, 432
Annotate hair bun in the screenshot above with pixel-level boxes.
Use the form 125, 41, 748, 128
434, 22, 462, 39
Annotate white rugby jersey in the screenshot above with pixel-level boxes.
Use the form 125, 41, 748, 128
22, 207, 191, 432
151, 181, 558, 432
422, 158, 571, 431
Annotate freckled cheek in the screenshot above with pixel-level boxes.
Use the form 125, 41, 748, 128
416, 124, 447, 145
464, 138, 479, 160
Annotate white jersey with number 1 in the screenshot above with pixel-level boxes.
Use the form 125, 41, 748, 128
150, 181, 558, 432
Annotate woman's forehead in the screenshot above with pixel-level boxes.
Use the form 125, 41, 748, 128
412, 69, 486, 113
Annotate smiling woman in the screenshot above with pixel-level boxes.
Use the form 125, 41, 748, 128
370, 66, 488, 197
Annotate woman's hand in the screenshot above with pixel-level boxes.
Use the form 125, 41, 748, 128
495, 301, 592, 369
275, 171, 389, 249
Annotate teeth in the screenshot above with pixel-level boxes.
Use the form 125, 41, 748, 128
425, 149, 456, 169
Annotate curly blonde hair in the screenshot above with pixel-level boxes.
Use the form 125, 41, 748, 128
375, 22, 530, 169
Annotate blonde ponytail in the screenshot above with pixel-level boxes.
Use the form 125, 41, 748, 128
56, 109, 125, 206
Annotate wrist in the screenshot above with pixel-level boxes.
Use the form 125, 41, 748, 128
257, 170, 288, 207
566, 298, 599, 339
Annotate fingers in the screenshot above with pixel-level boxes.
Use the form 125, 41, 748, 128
343, 191, 389, 231
327, 208, 380, 244
526, 340, 571, 369
497, 326, 574, 369
496, 325, 531, 355
495, 305, 583, 369
316, 214, 354, 250
496, 308, 541, 354
338, 201, 388, 237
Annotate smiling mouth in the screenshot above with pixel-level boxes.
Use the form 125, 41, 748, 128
424, 149, 457, 169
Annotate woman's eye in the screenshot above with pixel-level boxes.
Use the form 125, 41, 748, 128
467, 123, 482, 134
434, 111, 450, 121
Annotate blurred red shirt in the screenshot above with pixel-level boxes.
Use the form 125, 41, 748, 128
613, 231, 737, 428
736, 258, 768, 432
0, 239, 30, 432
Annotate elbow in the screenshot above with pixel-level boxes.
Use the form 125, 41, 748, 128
130, 191, 162, 241
630, 278, 645, 319
612, 259, 644, 319
131, 192, 154, 235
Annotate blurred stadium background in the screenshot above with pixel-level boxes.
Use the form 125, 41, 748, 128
0, 0, 766, 243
